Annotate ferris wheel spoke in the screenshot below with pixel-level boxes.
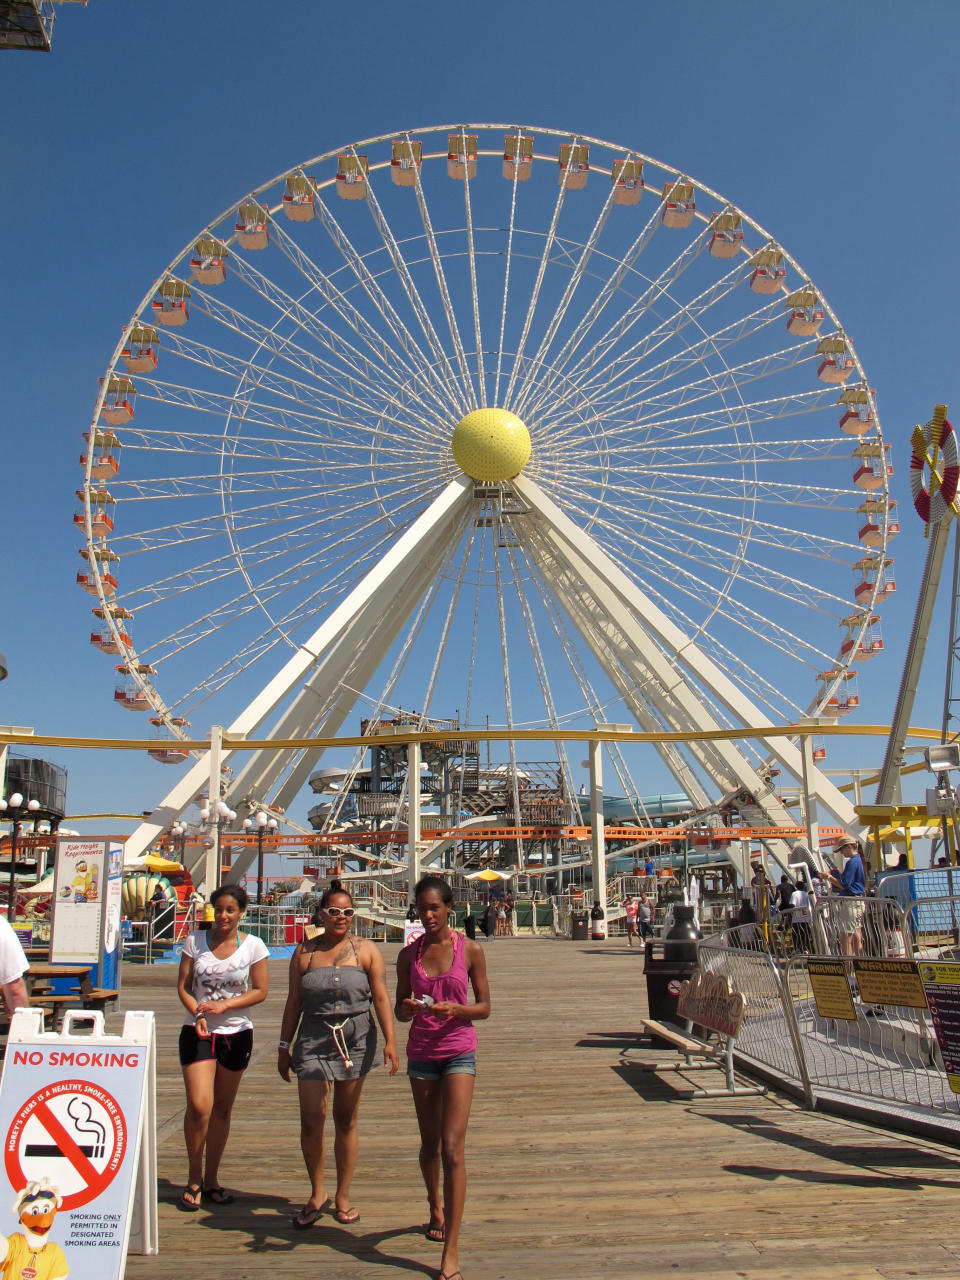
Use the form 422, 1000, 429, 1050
570, 498, 850, 620
545, 334, 823, 449
521, 218, 715, 420
511, 172, 620, 419
625, 518, 849, 614
132, 370, 439, 451
194, 259, 444, 427
503, 139, 581, 410
156, 324, 440, 442
542, 281, 777, 428
408, 143, 477, 408
266, 199, 457, 420
358, 156, 471, 415
592, 388, 841, 454
524, 198, 664, 408
493, 129, 525, 409
632, 545, 839, 670
183, 276, 444, 428
458, 132, 486, 406
564, 482, 857, 559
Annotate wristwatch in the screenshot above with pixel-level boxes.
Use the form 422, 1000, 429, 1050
277, 1040, 290, 1051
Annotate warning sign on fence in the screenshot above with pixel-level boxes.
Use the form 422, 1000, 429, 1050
0, 1009, 157, 1279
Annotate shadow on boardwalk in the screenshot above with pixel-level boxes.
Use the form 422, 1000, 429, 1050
121, 938, 960, 1279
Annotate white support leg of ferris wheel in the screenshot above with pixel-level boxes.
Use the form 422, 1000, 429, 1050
523, 512, 791, 823
226, 520, 466, 815
407, 740, 422, 900
538, 555, 718, 809
513, 475, 857, 830
123, 477, 474, 864
588, 739, 607, 919
202, 725, 224, 895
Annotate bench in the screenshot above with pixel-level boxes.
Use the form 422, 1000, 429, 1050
71, 986, 119, 1012
636, 973, 766, 1098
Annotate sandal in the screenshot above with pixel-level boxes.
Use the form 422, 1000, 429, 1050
202, 1186, 235, 1205
179, 1184, 202, 1212
293, 1200, 329, 1229
334, 1206, 360, 1224
425, 1220, 446, 1242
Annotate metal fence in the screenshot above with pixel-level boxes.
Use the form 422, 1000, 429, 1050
699, 894, 960, 1139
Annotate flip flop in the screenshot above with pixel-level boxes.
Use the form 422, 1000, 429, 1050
293, 1200, 329, 1229
334, 1206, 360, 1224
179, 1185, 202, 1212
202, 1186, 235, 1205
438, 1271, 464, 1280
425, 1220, 446, 1242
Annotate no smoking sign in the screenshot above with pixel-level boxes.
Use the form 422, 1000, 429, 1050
4, 1079, 127, 1210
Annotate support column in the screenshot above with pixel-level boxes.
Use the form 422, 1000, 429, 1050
589, 739, 607, 919
203, 726, 223, 894
407, 740, 422, 902
799, 731, 820, 857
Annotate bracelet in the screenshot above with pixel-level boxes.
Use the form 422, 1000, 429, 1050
277, 1040, 290, 1051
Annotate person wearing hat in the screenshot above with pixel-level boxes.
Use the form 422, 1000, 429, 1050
829, 833, 866, 956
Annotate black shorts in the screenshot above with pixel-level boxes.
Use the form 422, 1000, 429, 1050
179, 1025, 253, 1072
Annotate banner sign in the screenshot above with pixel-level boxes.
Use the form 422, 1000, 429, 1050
919, 962, 960, 1093
0, 1009, 157, 1278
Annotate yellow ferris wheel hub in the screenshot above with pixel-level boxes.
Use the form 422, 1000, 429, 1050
451, 408, 531, 482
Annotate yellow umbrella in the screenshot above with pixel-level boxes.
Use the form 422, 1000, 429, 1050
465, 868, 512, 882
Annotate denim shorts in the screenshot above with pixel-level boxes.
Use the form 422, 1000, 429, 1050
407, 1050, 477, 1080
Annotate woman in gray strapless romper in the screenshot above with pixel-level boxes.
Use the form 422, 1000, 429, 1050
278, 881, 398, 1228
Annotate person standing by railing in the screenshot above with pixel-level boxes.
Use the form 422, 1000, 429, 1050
828, 834, 866, 957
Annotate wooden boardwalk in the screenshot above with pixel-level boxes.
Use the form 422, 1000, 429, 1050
118, 937, 960, 1280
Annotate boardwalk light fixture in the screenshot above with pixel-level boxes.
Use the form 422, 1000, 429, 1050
0, 792, 40, 918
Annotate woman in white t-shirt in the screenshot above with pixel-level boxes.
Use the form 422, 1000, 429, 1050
176, 883, 269, 1211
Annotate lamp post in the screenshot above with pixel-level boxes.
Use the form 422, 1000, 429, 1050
243, 811, 278, 903
170, 823, 187, 861
199, 800, 236, 887
0, 792, 40, 919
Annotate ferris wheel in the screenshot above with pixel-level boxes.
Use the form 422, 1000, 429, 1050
75, 124, 892, 858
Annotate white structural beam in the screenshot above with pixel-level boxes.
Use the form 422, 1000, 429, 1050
588, 739, 607, 921
407, 740, 422, 899
124, 477, 474, 863
513, 474, 857, 830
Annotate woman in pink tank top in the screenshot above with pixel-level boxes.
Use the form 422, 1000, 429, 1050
396, 875, 490, 1280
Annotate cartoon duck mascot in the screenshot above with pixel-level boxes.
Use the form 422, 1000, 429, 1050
0, 1179, 69, 1279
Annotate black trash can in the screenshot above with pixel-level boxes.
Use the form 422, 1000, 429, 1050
643, 939, 698, 1033
571, 910, 589, 941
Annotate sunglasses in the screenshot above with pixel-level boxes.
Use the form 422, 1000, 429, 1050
324, 906, 355, 919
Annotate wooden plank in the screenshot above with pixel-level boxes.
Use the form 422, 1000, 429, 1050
97, 937, 960, 1279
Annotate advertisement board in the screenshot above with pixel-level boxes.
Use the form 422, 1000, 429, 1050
51, 838, 124, 993
0, 1009, 157, 1278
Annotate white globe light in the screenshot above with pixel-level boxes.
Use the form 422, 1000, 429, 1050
242, 818, 253, 831
256, 811, 269, 829
199, 807, 210, 823
9, 793, 22, 808
27, 800, 40, 812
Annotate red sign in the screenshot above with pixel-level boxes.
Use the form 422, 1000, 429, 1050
4, 1079, 127, 1210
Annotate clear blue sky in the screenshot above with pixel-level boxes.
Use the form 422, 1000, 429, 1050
1, 0, 957, 835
